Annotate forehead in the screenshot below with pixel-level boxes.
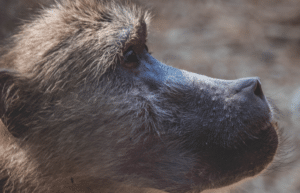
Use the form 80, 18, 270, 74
15, 1, 151, 76
59, 0, 150, 49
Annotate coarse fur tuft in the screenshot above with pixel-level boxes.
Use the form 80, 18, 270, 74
1, 0, 151, 90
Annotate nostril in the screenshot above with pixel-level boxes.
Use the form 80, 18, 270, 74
254, 80, 264, 100
232, 78, 257, 93
231, 77, 265, 100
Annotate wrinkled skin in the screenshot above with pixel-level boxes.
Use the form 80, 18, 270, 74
0, 1, 278, 193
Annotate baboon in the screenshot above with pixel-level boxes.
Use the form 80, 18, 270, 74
0, 0, 279, 192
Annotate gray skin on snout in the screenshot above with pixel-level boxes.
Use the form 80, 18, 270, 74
116, 47, 277, 191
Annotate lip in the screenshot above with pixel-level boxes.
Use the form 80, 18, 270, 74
261, 121, 273, 131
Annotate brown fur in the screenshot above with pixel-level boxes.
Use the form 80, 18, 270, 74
0, 0, 278, 193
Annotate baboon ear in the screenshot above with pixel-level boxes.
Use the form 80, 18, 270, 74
0, 69, 17, 118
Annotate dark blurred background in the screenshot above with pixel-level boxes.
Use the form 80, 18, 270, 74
1, 0, 300, 192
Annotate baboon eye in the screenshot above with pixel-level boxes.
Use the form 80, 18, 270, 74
123, 46, 139, 68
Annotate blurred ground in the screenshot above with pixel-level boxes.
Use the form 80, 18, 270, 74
1, 0, 300, 192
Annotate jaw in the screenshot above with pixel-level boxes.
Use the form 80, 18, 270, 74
114, 121, 278, 192
190, 121, 279, 190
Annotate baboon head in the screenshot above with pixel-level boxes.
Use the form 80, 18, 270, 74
0, 0, 278, 192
